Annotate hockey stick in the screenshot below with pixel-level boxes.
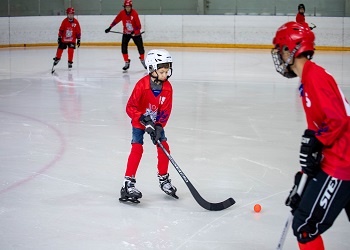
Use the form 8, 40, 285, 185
276, 173, 308, 250
310, 23, 317, 30
157, 140, 236, 211
109, 31, 145, 35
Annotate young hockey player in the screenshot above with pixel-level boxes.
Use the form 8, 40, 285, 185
296, 4, 306, 24
296, 4, 315, 30
119, 49, 177, 203
104, 0, 146, 71
52, 7, 81, 71
271, 21, 350, 250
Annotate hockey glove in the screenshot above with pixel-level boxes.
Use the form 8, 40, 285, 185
299, 129, 323, 177
77, 39, 80, 48
139, 115, 155, 135
285, 172, 309, 213
105, 27, 111, 33
150, 124, 163, 145
57, 37, 62, 45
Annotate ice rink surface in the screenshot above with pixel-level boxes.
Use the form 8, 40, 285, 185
0, 46, 349, 250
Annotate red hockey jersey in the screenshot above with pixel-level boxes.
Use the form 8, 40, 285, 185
109, 9, 141, 35
296, 12, 305, 24
126, 75, 172, 129
300, 60, 350, 180
58, 18, 81, 43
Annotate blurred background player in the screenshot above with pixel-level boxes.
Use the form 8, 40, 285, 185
296, 4, 315, 30
52, 7, 81, 70
105, 0, 146, 71
272, 21, 350, 250
296, 4, 306, 24
119, 49, 177, 203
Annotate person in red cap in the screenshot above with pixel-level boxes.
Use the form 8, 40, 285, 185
52, 7, 81, 70
272, 21, 350, 250
105, 0, 146, 71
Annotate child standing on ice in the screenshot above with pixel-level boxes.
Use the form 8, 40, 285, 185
119, 49, 178, 203
52, 7, 81, 70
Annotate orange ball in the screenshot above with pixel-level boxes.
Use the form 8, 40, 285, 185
254, 204, 262, 213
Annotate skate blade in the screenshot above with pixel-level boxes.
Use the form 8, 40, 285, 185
119, 197, 140, 204
171, 193, 179, 199
165, 192, 179, 199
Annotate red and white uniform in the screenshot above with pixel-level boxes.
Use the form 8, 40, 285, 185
300, 60, 350, 180
126, 75, 172, 129
109, 9, 141, 35
58, 18, 81, 43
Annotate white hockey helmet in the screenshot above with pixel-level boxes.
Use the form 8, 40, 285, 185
145, 49, 173, 75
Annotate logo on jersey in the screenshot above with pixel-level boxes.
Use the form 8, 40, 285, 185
305, 92, 311, 108
144, 104, 157, 123
159, 96, 166, 105
126, 21, 133, 33
66, 29, 73, 39
319, 177, 339, 209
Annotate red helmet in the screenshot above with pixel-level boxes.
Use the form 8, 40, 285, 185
124, 0, 132, 7
272, 21, 315, 58
66, 7, 75, 14
271, 21, 315, 78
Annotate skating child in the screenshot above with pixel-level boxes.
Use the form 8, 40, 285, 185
52, 7, 81, 70
120, 49, 178, 203
105, 0, 146, 71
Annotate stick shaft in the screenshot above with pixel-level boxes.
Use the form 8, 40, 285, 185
276, 173, 308, 250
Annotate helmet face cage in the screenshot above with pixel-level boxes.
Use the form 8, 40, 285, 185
271, 45, 300, 78
145, 49, 173, 78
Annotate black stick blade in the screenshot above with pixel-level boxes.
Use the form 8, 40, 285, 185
187, 180, 235, 211
157, 140, 236, 211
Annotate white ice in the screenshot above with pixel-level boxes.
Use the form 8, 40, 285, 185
0, 47, 349, 250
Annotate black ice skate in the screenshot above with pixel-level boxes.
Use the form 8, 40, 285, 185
51, 57, 60, 74
158, 173, 178, 199
53, 57, 60, 66
119, 176, 142, 204
68, 61, 73, 69
140, 58, 146, 69
122, 60, 130, 71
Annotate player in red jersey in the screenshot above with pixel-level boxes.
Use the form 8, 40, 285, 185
52, 7, 81, 70
296, 4, 306, 24
272, 21, 350, 250
296, 4, 315, 30
119, 49, 178, 203
105, 0, 146, 71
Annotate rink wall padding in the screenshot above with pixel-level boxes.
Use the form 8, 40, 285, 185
0, 15, 349, 50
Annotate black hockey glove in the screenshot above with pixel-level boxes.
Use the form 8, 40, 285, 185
57, 37, 62, 45
150, 124, 163, 145
139, 115, 155, 134
77, 39, 80, 48
299, 129, 323, 177
105, 27, 111, 33
285, 172, 308, 213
